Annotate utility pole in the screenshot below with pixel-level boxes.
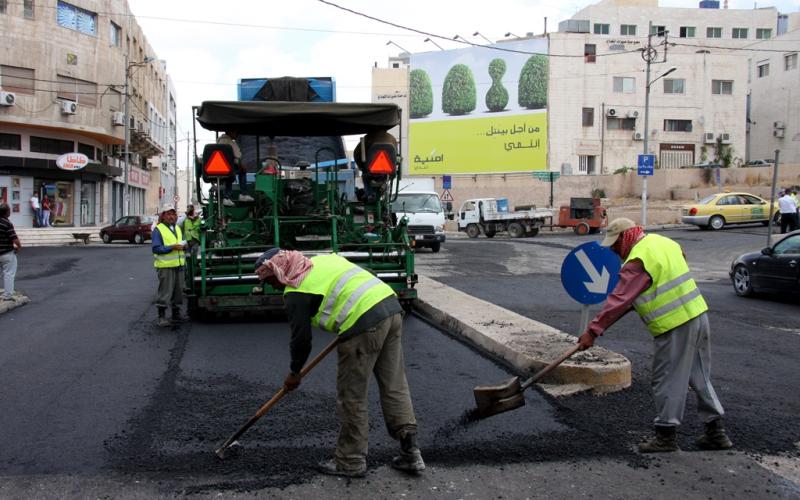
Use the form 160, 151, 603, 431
186, 131, 192, 203
123, 51, 130, 215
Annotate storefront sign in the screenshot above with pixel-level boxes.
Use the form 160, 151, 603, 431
56, 153, 90, 171
128, 167, 151, 189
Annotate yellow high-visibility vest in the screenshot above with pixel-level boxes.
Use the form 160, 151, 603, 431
153, 223, 185, 269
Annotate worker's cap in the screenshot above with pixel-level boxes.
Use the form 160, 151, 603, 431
160, 203, 176, 213
600, 217, 637, 247
254, 248, 280, 271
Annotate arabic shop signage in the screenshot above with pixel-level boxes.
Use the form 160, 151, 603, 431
128, 167, 151, 189
56, 153, 90, 171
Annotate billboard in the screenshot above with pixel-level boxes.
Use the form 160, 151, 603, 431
409, 39, 548, 175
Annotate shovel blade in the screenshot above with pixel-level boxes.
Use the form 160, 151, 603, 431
473, 377, 526, 419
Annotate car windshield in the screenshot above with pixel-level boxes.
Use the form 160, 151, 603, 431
699, 195, 718, 204
391, 193, 442, 213
142, 215, 156, 223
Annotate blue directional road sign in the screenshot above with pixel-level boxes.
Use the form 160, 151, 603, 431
637, 154, 655, 176
560, 242, 622, 305
442, 175, 452, 189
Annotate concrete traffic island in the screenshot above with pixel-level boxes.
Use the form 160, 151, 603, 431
414, 275, 631, 396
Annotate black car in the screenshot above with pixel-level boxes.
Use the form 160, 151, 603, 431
730, 230, 800, 296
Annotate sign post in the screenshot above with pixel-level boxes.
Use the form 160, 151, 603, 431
638, 154, 655, 228
560, 242, 622, 334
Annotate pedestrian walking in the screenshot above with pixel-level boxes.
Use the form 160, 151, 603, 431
255, 249, 424, 477
41, 196, 51, 227
778, 189, 798, 233
30, 192, 41, 227
577, 218, 733, 453
0, 203, 22, 301
151, 204, 186, 327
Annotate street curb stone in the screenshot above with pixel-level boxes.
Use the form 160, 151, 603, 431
414, 275, 631, 395
0, 294, 31, 314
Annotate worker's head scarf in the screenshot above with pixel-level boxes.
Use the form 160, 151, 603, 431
617, 226, 645, 260
258, 250, 313, 288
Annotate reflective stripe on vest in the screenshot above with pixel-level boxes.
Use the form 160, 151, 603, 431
625, 234, 708, 336
153, 223, 184, 269
285, 254, 395, 335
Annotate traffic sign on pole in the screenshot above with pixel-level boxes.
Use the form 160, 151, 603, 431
560, 242, 621, 305
637, 154, 655, 176
440, 189, 454, 202
442, 175, 452, 189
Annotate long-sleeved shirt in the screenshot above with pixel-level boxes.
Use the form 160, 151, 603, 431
151, 224, 180, 254
285, 292, 402, 374
778, 194, 798, 214
585, 259, 652, 338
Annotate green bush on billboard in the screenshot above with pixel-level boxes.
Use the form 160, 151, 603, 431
442, 64, 476, 116
518, 54, 548, 109
485, 58, 509, 112
409, 69, 433, 118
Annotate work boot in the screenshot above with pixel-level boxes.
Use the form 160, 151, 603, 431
222, 198, 235, 207
638, 425, 680, 453
315, 459, 366, 478
171, 308, 188, 324
238, 194, 254, 202
156, 307, 170, 328
696, 418, 733, 450
392, 433, 425, 473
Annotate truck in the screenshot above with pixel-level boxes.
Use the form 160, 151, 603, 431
458, 198, 553, 238
185, 76, 416, 318
390, 189, 446, 252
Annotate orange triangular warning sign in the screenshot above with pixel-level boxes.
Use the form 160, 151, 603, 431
368, 150, 394, 175
204, 150, 232, 175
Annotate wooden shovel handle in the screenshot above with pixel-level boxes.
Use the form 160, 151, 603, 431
519, 344, 581, 392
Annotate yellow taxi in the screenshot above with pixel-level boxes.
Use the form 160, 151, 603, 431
681, 192, 780, 230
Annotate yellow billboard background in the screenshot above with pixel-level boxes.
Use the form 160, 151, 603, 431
409, 113, 547, 175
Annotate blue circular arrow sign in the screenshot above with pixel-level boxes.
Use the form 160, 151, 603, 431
560, 241, 622, 305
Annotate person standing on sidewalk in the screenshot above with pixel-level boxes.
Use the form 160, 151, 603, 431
577, 218, 732, 453
151, 204, 186, 327
778, 189, 798, 234
29, 192, 41, 228
0, 204, 22, 301
41, 196, 52, 227
255, 249, 424, 478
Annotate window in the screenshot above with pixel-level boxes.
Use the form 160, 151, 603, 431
579, 155, 596, 174
0, 65, 35, 95
756, 28, 772, 39
663, 78, 685, 94
56, 74, 97, 107
651, 25, 666, 36
757, 62, 770, 78
620, 24, 636, 36
786, 53, 798, 71
707, 27, 722, 38
78, 142, 95, 159
606, 117, 636, 130
732, 28, 748, 39
593, 23, 610, 35
773, 235, 800, 255
664, 119, 693, 132
613, 76, 636, 93
30, 136, 74, 155
712, 80, 733, 95
56, 1, 97, 36
0, 0, 7, 14
0, 133, 22, 151
23, 0, 33, 19
110, 21, 121, 47
679, 26, 696, 38
584, 44, 596, 63
582, 107, 594, 127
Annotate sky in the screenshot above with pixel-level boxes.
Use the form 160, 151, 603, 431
127, 0, 800, 169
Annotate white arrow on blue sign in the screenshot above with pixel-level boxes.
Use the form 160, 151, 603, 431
560, 242, 622, 305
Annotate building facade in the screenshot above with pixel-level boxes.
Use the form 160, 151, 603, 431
0, 0, 174, 228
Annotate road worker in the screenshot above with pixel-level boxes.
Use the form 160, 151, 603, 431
151, 204, 186, 327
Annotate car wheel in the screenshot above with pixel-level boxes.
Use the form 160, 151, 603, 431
430, 242, 441, 253
508, 222, 525, 238
101, 232, 112, 244
574, 222, 591, 235
133, 233, 144, 244
466, 224, 481, 238
709, 215, 725, 230
732, 264, 754, 297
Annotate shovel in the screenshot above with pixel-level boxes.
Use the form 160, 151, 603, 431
473, 344, 581, 419
215, 336, 341, 459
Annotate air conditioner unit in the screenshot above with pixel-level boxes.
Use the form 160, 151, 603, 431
773, 129, 785, 138
606, 108, 617, 117
627, 110, 639, 118
633, 132, 643, 141
0, 91, 16, 106
704, 132, 716, 143
112, 111, 125, 126
137, 121, 146, 133
720, 133, 731, 144
773, 121, 785, 129
61, 100, 77, 115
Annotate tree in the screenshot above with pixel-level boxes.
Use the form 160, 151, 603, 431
442, 64, 477, 116
518, 55, 548, 109
409, 69, 433, 118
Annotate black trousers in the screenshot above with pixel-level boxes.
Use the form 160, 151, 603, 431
780, 213, 798, 234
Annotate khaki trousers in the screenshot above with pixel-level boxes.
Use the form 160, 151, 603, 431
334, 313, 417, 470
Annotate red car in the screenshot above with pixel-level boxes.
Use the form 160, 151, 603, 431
100, 215, 155, 244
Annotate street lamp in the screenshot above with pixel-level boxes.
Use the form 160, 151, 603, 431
641, 64, 677, 226
423, 37, 444, 50
123, 55, 155, 215
385, 40, 410, 54
453, 34, 466, 42
473, 31, 493, 44
505, 32, 521, 38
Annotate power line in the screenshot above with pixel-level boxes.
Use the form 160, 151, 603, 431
669, 41, 800, 53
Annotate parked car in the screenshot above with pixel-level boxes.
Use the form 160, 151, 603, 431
681, 192, 780, 230
730, 230, 800, 296
680, 162, 722, 169
100, 215, 155, 244
744, 159, 774, 167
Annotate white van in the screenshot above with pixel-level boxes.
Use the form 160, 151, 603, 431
390, 190, 446, 252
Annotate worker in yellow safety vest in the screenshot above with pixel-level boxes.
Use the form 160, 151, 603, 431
578, 218, 732, 453
255, 249, 424, 478
151, 204, 186, 327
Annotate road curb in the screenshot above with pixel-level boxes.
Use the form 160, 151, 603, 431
414, 275, 631, 395
0, 294, 31, 315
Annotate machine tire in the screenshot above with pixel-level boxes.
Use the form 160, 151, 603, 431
133, 233, 145, 244
466, 224, 481, 238
430, 242, 441, 253
101, 232, 112, 244
732, 264, 754, 297
525, 227, 540, 237
709, 215, 725, 231
485, 230, 496, 238
508, 222, 525, 238
574, 222, 591, 235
